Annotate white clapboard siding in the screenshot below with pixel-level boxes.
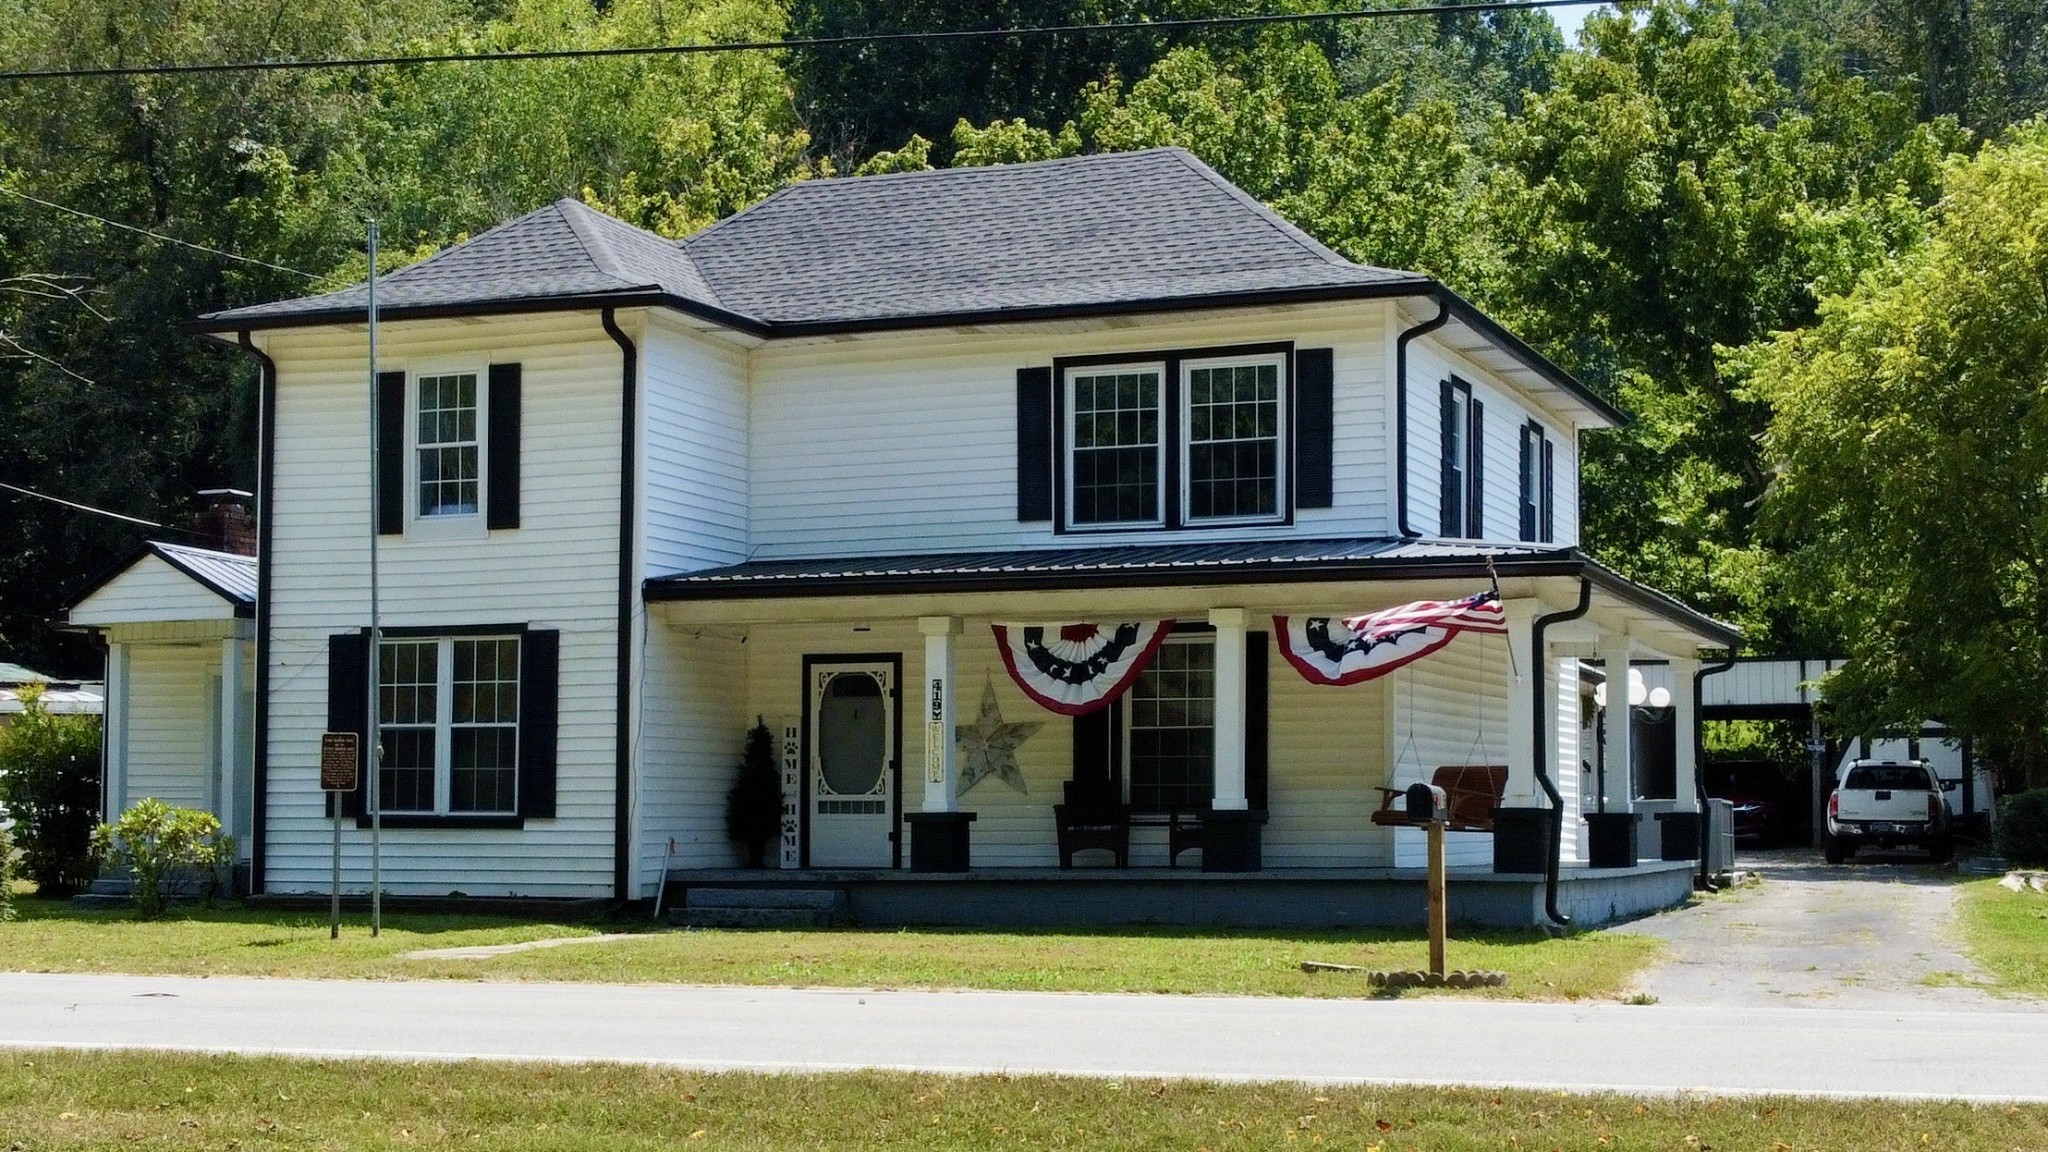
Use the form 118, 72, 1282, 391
748, 303, 1394, 558
1406, 334, 1580, 548
641, 315, 749, 575
71, 554, 239, 625
1553, 657, 1586, 864
119, 643, 214, 813
258, 312, 625, 897
636, 629, 750, 885
1263, 647, 1392, 867
1389, 630, 1513, 868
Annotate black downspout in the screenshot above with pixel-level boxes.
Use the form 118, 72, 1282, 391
603, 309, 638, 905
237, 330, 276, 895
1532, 577, 1593, 927
1393, 294, 1451, 539
1694, 656, 1736, 890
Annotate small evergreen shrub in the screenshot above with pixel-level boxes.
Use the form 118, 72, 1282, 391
1995, 789, 2048, 867
0, 822, 17, 921
725, 718, 782, 868
92, 798, 230, 918
0, 683, 102, 895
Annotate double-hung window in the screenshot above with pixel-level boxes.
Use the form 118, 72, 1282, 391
1061, 347, 1289, 532
1126, 636, 1215, 812
1519, 421, 1554, 543
416, 372, 481, 518
378, 635, 520, 815
1439, 378, 1483, 538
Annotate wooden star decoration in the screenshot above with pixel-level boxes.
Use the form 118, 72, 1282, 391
956, 675, 1041, 795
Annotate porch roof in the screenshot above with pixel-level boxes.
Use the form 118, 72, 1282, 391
642, 537, 1741, 647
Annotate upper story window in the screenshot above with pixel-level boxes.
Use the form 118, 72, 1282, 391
1058, 346, 1290, 533
1439, 378, 1483, 538
416, 372, 481, 518
1520, 420, 1554, 543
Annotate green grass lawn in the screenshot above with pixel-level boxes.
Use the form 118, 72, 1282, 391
1953, 878, 2048, 996
0, 894, 1658, 999
4, 1049, 2044, 1151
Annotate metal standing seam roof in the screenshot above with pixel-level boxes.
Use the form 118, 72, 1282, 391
146, 541, 258, 608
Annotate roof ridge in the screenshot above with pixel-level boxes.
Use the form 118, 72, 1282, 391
553, 199, 631, 283
1161, 148, 1357, 269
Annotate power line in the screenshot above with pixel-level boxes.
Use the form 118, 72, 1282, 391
0, 480, 162, 528
0, 187, 319, 279
0, 1, 1594, 82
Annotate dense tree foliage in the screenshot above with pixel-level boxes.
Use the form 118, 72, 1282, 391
0, 0, 2041, 770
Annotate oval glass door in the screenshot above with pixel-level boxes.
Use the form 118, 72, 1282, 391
808, 662, 895, 867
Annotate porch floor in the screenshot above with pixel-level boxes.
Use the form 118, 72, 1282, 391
662, 861, 1696, 929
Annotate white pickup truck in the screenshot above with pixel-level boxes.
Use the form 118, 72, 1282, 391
1825, 759, 1953, 864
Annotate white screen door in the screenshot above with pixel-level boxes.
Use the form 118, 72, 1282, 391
808, 660, 896, 867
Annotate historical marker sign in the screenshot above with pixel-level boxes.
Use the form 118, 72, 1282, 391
320, 732, 359, 792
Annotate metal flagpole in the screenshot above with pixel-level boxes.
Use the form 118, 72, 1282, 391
367, 219, 383, 937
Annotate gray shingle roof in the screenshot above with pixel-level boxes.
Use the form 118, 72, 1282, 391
151, 541, 258, 608
198, 149, 1424, 332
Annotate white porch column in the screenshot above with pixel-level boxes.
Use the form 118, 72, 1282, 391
104, 641, 130, 819
1502, 599, 1539, 806
1600, 637, 1635, 812
917, 616, 962, 813
218, 638, 247, 836
1671, 655, 1700, 812
1208, 608, 1249, 811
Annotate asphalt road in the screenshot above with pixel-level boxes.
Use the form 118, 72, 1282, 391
5, 971, 2047, 1101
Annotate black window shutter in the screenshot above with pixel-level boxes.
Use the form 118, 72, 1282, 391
1541, 437, 1556, 543
376, 371, 406, 534
518, 629, 560, 819
1468, 398, 1485, 539
327, 631, 369, 818
1438, 381, 1460, 537
1245, 631, 1269, 812
1016, 366, 1054, 521
1294, 348, 1334, 510
487, 362, 522, 530
1519, 426, 1536, 541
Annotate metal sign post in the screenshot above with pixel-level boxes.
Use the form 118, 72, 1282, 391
1426, 818, 1447, 978
320, 732, 359, 939
366, 220, 383, 937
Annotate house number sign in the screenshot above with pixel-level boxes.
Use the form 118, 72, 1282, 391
925, 678, 946, 784
319, 732, 359, 792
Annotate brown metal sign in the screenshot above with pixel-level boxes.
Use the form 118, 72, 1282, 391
320, 732, 359, 792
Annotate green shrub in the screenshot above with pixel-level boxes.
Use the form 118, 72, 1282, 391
725, 718, 782, 868
0, 822, 16, 922
1995, 789, 2048, 867
0, 683, 102, 895
92, 798, 230, 918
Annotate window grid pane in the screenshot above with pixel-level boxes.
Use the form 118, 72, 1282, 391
1187, 362, 1280, 521
450, 638, 519, 813
1128, 640, 1214, 813
417, 373, 480, 517
1070, 370, 1160, 525
378, 640, 438, 813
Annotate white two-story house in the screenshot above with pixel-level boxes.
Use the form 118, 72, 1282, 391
70, 149, 1737, 926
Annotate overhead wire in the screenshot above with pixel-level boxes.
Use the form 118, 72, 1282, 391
0, 1, 1595, 82
0, 187, 319, 279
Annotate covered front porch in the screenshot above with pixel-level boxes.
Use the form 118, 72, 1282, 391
638, 541, 1739, 927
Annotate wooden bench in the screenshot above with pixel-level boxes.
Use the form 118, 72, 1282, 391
1131, 808, 1207, 868
1370, 765, 1509, 833
1054, 778, 1130, 868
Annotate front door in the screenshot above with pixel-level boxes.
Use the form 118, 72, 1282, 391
806, 658, 898, 867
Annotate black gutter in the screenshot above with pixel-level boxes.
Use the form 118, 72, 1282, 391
1694, 655, 1736, 889
1439, 295, 1629, 428
190, 288, 768, 341
1532, 578, 1594, 928
602, 309, 638, 904
1393, 294, 1451, 539
238, 330, 277, 895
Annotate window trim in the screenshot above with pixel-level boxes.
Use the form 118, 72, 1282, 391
1520, 419, 1556, 544
1122, 631, 1217, 814
404, 363, 490, 536
373, 629, 522, 820
1179, 352, 1290, 528
1061, 359, 1169, 530
1052, 341, 1296, 535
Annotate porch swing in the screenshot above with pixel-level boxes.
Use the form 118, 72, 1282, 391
1368, 620, 1511, 834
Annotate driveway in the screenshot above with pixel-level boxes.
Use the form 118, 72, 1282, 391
1627, 847, 2021, 1011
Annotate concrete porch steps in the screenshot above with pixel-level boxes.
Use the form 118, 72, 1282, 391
667, 886, 847, 929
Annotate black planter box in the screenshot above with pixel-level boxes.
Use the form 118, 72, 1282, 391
1656, 811, 1702, 861
904, 811, 976, 872
1585, 811, 1639, 869
1202, 809, 1269, 872
1491, 807, 1552, 874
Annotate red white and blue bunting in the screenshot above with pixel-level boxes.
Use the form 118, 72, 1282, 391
1275, 591, 1507, 686
992, 620, 1175, 715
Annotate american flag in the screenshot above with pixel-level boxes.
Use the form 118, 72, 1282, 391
1340, 590, 1506, 643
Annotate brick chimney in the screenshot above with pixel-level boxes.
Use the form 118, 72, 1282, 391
195, 488, 256, 556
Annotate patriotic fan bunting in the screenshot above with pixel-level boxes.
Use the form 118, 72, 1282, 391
1276, 591, 1506, 686
992, 620, 1175, 715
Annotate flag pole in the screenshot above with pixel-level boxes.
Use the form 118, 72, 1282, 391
366, 219, 383, 937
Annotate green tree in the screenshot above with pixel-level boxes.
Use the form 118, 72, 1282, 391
0, 683, 102, 894
1748, 126, 2048, 787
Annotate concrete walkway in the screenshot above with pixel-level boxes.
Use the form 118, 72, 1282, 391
1628, 849, 2017, 1011
4, 971, 2047, 1101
